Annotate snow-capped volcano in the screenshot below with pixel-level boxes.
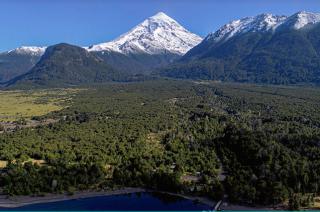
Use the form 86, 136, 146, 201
87, 12, 202, 55
206, 11, 320, 43
7, 46, 46, 56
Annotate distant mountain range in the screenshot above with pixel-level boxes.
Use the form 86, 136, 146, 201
160, 11, 320, 84
2, 11, 320, 87
1, 12, 201, 86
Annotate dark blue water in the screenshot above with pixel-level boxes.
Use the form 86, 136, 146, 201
0, 192, 212, 211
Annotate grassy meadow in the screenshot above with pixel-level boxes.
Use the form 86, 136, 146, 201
0, 89, 79, 122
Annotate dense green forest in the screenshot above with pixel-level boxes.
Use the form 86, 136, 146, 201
0, 80, 320, 209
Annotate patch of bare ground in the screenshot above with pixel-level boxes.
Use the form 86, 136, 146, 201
0, 118, 59, 134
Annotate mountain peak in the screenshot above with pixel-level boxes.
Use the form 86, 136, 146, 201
284, 11, 320, 29
150, 12, 171, 20
87, 12, 202, 55
295, 10, 319, 16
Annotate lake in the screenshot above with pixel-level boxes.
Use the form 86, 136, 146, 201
0, 192, 213, 211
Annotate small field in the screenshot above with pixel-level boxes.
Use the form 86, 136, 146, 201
0, 89, 79, 122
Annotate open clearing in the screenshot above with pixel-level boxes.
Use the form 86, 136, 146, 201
0, 89, 80, 122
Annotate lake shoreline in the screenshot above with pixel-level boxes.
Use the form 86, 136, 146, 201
0, 188, 287, 210
0, 188, 216, 209
0, 188, 146, 208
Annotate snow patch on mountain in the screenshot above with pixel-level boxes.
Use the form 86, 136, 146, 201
7, 46, 46, 56
87, 12, 202, 55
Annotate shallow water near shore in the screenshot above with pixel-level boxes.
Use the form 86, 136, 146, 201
0, 192, 212, 211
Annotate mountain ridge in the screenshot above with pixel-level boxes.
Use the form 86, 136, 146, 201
160, 11, 320, 85
204, 11, 320, 45
7, 43, 126, 88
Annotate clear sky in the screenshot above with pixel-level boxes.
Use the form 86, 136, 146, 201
0, 0, 319, 52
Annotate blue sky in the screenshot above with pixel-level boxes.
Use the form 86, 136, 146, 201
0, 0, 319, 52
